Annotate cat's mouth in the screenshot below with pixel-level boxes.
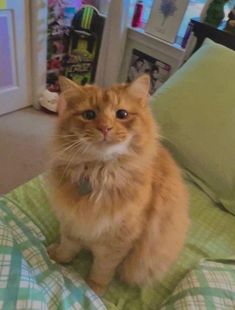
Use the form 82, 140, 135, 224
97, 137, 116, 146
96, 133, 117, 144
102, 136, 117, 144
97, 135, 126, 146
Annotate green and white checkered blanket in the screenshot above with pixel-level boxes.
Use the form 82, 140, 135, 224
3, 176, 235, 309
0, 197, 105, 310
161, 259, 235, 309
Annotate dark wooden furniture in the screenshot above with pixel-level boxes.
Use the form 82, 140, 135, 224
191, 18, 235, 52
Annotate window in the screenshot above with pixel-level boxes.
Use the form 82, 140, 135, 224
179, 0, 235, 37
178, 0, 207, 38
129, 0, 235, 42
129, 0, 207, 38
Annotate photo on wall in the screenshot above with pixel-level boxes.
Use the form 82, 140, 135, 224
127, 49, 171, 95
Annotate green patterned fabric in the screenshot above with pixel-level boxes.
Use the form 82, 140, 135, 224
161, 259, 235, 309
4, 175, 235, 309
0, 181, 105, 310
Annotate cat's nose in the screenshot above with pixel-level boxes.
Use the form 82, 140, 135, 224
97, 126, 112, 136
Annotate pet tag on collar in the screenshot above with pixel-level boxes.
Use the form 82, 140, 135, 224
78, 177, 92, 195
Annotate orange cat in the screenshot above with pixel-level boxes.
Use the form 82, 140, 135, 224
48, 75, 189, 295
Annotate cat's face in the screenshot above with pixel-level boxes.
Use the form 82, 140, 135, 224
56, 75, 155, 161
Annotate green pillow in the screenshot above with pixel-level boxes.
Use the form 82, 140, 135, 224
151, 39, 235, 215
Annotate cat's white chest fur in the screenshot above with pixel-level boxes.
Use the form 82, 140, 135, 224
89, 136, 132, 161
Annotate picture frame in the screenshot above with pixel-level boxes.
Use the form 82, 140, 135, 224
119, 28, 186, 91
145, 0, 189, 43
126, 48, 171, 95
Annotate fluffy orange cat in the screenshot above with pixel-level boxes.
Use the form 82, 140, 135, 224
48, 75, 189, 295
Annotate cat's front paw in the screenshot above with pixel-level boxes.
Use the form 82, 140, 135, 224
86, 278, 106, 296
47, 243, 73, 264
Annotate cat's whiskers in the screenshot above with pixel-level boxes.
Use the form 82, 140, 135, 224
58, 151, 78, 184
54, 133, 79, 138
55, 137, 88, 158
57, 135, 92, 182
59, 140, 91, 184
158, 134, 177, 148
58, 142, 87, 184
54, 141, 83, 160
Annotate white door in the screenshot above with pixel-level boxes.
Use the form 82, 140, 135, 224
0, 0, 30, 115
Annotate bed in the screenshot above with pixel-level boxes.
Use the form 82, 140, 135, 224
1, 38, 235, 309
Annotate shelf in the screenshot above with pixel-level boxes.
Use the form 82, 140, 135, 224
128, 27, 185, 61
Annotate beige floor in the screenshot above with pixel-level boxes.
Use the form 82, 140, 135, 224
0, 107, 57, 195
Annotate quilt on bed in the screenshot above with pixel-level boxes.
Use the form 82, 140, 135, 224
1, 175, 235, 309
0, 195, 105, 310
161, 258, 235, 309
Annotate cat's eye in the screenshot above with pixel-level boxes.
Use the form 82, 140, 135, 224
82, 110, 96, 120
116, 109, 128, 119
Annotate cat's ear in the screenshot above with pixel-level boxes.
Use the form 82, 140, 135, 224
127, 74, 150, 101
58, 76, 84, 116
59, 76, 80, 92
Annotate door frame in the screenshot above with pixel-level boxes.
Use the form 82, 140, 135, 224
30, 0, 48, 110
